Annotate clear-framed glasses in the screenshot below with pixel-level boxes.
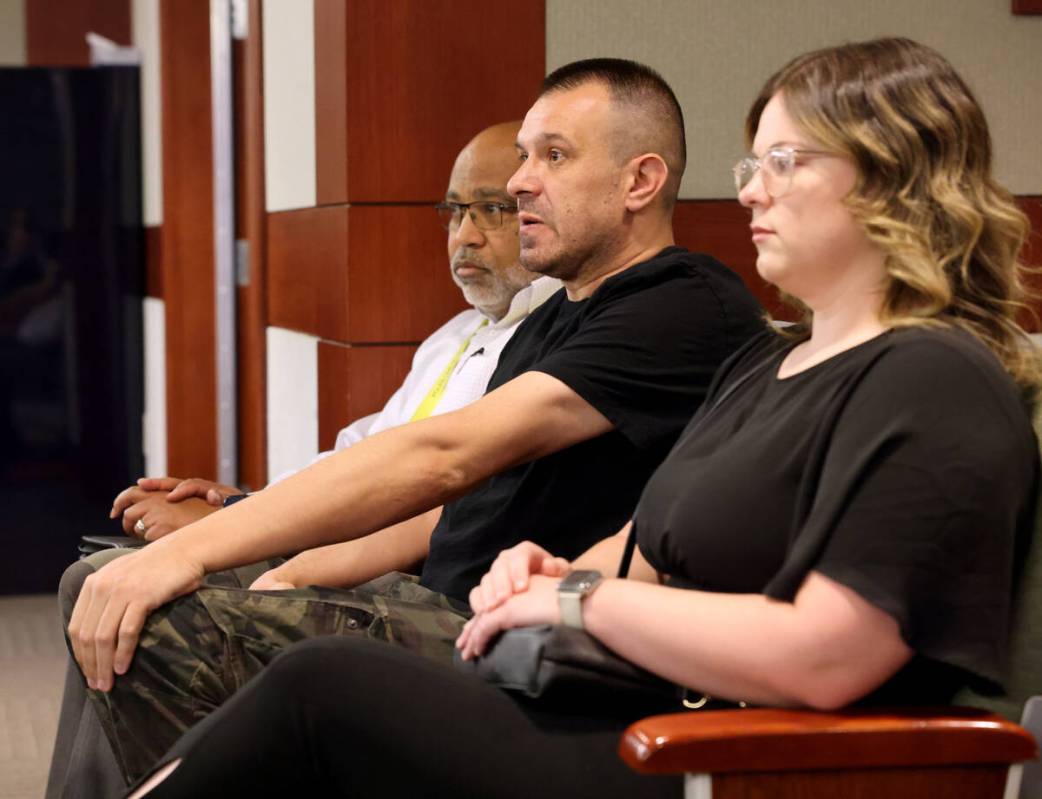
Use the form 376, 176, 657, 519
732, 147, 834, 198
435, 200, 518, 231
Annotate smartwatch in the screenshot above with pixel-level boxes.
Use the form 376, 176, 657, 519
222, 493, 249, 508
557, 570, 603, 630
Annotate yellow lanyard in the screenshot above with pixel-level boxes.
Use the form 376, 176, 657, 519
410, 319, 489, 421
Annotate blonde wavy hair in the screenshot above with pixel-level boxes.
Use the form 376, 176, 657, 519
746, 37, 1040, 388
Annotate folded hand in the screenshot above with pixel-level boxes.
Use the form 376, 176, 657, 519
467, 540, 570, 615
119, 494, 218, 541
456, 574, 561, 661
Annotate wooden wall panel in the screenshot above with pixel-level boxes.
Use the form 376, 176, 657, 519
673, 200, 794, 321
317, 341, 417, 450
1020, 197, 1042, 267
338, 0, 545, 202
26, 0, 130, 66
160, 0, 217, 478
144, 224, 162, 299
1018, 196, 1042, 332
235, 0, 269, 490
346, 205, 468, 342
267, 204, 467, 344
267, 206, 349, 340
1012, 0, 1042, 14
314, 0, 348, 207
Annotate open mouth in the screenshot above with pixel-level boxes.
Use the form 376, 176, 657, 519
518, 212, 544, 228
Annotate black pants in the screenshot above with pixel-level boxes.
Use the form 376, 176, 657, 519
131, 636, 682, 798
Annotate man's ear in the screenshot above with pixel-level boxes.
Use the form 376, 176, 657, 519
623, 154, 669, 213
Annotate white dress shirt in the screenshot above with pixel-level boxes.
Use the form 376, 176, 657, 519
269, 275, 560, 484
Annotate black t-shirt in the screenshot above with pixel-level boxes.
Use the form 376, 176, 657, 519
634, 326, 1039, 703
420, 247, 765, 601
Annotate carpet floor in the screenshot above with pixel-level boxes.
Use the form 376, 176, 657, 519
0, 594, 65, 799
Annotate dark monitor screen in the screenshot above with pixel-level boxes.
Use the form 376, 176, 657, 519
0, 67, 144, 594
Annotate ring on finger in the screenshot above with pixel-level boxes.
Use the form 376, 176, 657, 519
134, 518, 147, 536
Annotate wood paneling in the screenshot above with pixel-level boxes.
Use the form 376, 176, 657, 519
26, 0, 130, 66
1012, 0, 1042, 14
673, 200, 794, 321
235, 0, 269, 491
314, 0, 348, 207
144, 224, 162, 299
160, 0, 217, 479
1020, 196, 1042, 267
331, 0, 545, 202
317, 341, 417, 450
267, 206, 349, 340
1018, 196, 1042, 332
345, 205, 468, 342
267, 204, 467, 343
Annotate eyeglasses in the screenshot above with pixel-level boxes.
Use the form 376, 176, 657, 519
435, 200, 518, 231
732, 147, 834, 198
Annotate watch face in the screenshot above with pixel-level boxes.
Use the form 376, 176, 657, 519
560, 570, 602, 594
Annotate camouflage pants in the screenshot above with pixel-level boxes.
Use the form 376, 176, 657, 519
88, 571, 470, 783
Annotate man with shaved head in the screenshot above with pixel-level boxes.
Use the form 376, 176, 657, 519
68, 59, 764, 785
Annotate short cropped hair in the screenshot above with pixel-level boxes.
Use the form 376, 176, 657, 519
541, 58, 686, 208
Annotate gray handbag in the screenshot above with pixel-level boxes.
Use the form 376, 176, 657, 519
454, 619, 679, 701
453, 527, 684, 704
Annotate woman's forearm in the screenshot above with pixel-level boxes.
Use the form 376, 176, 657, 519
581, 572, 912, 709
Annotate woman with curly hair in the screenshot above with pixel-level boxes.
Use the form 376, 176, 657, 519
125, 37, 1039, 798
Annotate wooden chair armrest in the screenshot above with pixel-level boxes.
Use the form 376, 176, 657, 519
619, 706, 1038, 775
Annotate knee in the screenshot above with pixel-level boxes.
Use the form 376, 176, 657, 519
58, 549, 133, 623
58, 560, 94, 624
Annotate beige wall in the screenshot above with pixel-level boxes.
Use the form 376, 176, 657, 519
131, 0, 162, 228
263, 0, 316, 213
547, 0, 1042, 198
0, 0, 26, 65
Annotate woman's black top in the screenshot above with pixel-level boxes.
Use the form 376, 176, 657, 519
634, 327, 1039, 704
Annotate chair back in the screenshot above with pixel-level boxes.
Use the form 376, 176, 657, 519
954, 410, 1042, 799
953, 410, 1042, 722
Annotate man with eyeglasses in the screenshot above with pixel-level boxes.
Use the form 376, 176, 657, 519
102, 121, 558, 543
46, 120, 558, 799
65, 58, 766, 786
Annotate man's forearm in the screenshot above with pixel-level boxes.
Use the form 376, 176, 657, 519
142, 372, 611, 578
153, 420, 472, 576
277, 508, 440, 589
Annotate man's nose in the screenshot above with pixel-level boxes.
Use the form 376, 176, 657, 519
454, 211, 487, 246
507, 159, 536, 198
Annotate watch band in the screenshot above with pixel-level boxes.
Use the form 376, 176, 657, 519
557, 570, 603, 630
559, 591, 585, 629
